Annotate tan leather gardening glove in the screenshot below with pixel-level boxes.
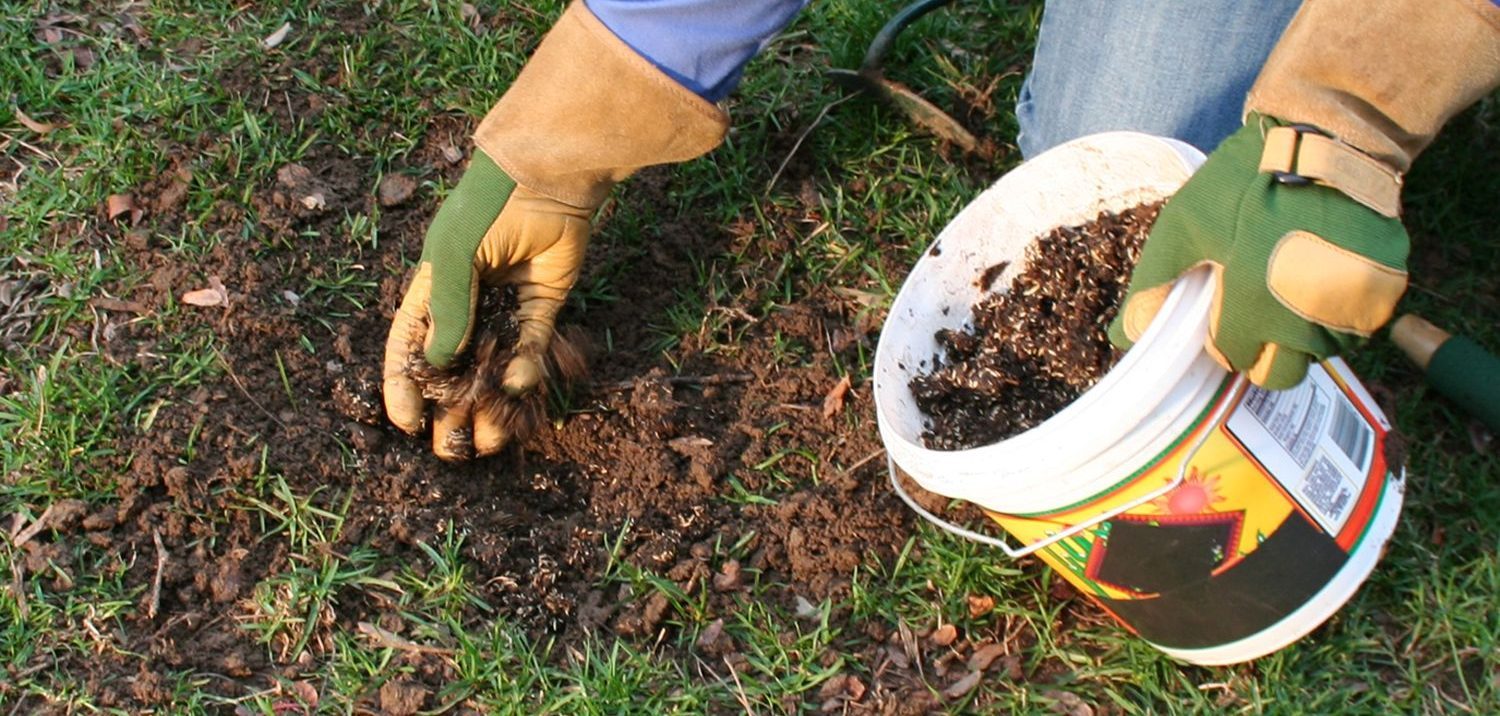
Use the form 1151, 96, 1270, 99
1111, 0, 1500, 389
383, 2, 728, 459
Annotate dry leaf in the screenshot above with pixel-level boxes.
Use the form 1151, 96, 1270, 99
261, 22, 292, 49
1044, 690, 1095, 716
288, 681, 319, 708
105, 194, 142, 224
966, 593, 995, 619
14, 108, 55, 134
181, 276, 228, 307
460, 3, 481, 29
821, 374, 852, 419
441, 145, 464, 165
930, 622, 958, 647
968, 642, 1006, 672
942, 670, 983, 700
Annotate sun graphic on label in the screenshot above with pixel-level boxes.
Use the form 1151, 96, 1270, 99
1149, 468, 1226, 515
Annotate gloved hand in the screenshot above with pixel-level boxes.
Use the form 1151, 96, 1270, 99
1111, 0, 1499, 389
382, 155, 591, 458
1108, 115, 1408, 389
382, 1, 727, 459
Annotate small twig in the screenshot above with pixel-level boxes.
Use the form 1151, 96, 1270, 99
8, 561, 26, 620
356, 621, 456, 656
593, 373, 754, 394
214, 348, 287, 430
765, 95, 854, 194
9, 504, 56, 548
840, 449, 885, 477
148, 530, 167, 619
722, 655, 755, 716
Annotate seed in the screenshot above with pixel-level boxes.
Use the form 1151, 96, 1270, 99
910, 201, 1163, 451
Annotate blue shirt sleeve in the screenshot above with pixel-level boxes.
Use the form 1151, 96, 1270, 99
584, 0, 808, 101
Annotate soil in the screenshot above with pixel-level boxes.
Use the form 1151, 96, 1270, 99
911, 202, 1161, 450
9, 38, 1117, 716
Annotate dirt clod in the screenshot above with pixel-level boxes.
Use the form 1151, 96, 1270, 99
378, 679, 429, 716
378, 173, 418, 207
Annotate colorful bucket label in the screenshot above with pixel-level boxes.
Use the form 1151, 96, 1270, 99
986, 361, 1402, 650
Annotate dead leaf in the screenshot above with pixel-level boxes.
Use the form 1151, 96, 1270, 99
942, 670, 983, 700
968, 642, 1006, 672
441, 145, 464, 164
1044, 690, 1095, 716
460, 3, 482, 29
966, 593, 995, 619
14, 108, 55, 134
794, 594, 821, 621
261, 22, 292, 49
66, 46, 96, 70
181, 276, 228, 307
930, 622, 958, 647
695, 618, 726, 652
105, 194, 142, 224
288, 681, 319, 708
821, 374, 852, 419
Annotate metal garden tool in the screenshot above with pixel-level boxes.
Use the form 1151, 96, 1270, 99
827, 0, 991, 157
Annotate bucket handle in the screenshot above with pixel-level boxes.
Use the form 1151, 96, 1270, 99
889, 375, 1248, 559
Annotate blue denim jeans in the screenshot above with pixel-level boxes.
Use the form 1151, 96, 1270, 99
1016, 0, 1302, 158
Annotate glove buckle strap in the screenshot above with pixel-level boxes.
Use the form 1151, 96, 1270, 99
1259, 124, 1403, 219
1263, 123, 1325, 187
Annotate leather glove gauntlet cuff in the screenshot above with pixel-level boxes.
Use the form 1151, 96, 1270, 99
1246, 0, 1500, 174
474, 1, 731, 209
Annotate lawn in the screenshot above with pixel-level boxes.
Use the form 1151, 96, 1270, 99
2, 1, 1496, 713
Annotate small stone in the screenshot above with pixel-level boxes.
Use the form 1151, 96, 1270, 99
378, 173, 417, 207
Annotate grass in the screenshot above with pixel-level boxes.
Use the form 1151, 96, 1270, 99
3, 0, 1497, 713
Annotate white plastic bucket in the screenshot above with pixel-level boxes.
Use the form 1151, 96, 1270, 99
874, 132, 1406, 664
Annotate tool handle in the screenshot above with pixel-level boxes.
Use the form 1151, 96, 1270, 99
1392, 314, 1500, 432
